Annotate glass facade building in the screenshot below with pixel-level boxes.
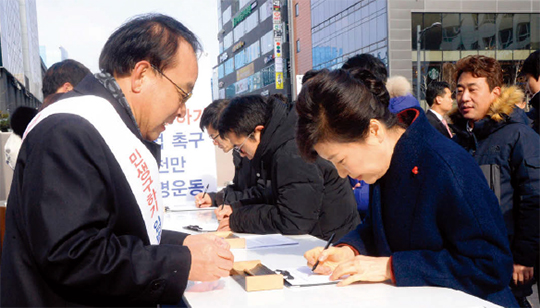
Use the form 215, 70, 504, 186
311, 0, 388, 70
411, 12, 539, 95
215, 0, 290, 100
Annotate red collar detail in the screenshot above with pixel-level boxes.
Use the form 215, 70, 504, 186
397, 108, 420, 126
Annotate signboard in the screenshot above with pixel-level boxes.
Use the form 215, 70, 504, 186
232, 41, 245, 53
158, 109, 217, 210
273, 23, 283, 39
219, 52, 228, 63
264, 54, 274, 64
235, 78, 249, 94
233, 5, 253, 28
158, 55, 217, 210
237, 62, 255, 80
272, 11, 281, 23
274, 58, 283, 72
274, 41, 282, 58
275, 72, 284, 89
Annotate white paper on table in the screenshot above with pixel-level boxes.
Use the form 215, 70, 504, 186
244, 234, 299, 249
277, 266, 338, 287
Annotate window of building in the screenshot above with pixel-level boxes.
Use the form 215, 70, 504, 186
260, 0, 272, 21
218, 64, 224, 79
224, 32, 233, 50
260, 30, 274, 54
295, 3, 299, 17
296, 39, 300, 53
223, 6, 232, 25
224, 58, 234, 76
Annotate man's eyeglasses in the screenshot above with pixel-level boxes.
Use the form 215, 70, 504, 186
210, 133, 220, 141
151, 65, 192, 103
233, 132, 254, 153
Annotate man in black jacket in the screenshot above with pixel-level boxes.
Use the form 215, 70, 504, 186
0, 14, 233, 307
449, 55, 539, 308
213, 95, 360, 242
520, 50, 539, 134
195, 99, 263, 208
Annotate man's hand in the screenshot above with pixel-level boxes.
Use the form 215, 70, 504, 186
304, 246, 356, 275
194, 193, 212, 208
214, 205, 232, 221
184, 234, 234, 281
513, 263, 534, 285
331, 255, 392, 286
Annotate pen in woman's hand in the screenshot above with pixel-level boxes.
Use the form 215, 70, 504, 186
312, 233, 336, 271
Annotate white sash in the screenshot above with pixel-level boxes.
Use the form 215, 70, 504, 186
24, 96, 163, 244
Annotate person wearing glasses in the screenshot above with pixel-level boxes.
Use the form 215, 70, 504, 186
213, 94, 360, 242
0, 14, 234, 306
195, 99, 262, 209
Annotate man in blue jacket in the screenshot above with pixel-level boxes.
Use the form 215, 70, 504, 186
450, 55, 539, 308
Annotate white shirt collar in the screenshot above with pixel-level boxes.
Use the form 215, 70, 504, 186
428, 108, 445, 121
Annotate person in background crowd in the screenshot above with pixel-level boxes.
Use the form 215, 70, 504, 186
520, 50, 539, 134
303, 68, 369, 219
297, 68, 517, 307
41, 59, 91, 103
4, 106, 37, 170
425, 81, 454, 138
449, 55, 539, 308
195, 99, 261, 208
214, 94, 360, 242
385, 75, 421, 114
0, 14, 233, 306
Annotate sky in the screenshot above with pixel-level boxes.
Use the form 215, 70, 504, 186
36, 0, 219, 107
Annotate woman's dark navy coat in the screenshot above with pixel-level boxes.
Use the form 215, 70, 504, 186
337, 108, 517, 307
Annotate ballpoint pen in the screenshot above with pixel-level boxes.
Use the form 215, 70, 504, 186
311, 233, 336, 271
198, 184, 209, 207
201, 184, 209, 199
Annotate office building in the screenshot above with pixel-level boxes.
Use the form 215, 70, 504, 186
290, 0, 539, 102
0, 0, 42, 117
214, 0, 292, 100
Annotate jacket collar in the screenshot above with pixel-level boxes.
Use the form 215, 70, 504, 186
251, 99, 295, 171
62, 73, 161, 162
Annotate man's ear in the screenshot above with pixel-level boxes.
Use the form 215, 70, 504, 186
254, 125, 265, 134
435, 95, 443, 106
130, 61, 152, 94
57, 82, 74, 93
491, 86, 501, 97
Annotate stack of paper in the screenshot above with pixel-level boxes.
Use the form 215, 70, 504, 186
244, 234, 299, 249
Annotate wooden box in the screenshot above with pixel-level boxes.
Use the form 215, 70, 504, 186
230, 260, 283, 292
211, 231, 246, 249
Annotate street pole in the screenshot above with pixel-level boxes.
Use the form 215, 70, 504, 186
416, 24, 421, 102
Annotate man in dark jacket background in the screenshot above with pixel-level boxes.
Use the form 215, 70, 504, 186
213, 94, 360, 242
520, 50, 539, 134
195, 99, 263, 208
449, 55, 539, 308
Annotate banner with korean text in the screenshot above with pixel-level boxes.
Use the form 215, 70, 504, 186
157, 55, 218, 211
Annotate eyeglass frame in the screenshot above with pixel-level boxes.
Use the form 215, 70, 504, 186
151, 64, 192, 103
233, 131, 254, 153
209, 133, 220, 141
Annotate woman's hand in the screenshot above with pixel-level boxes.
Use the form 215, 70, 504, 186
330, 255, 392, 286
304, 246, 356, 275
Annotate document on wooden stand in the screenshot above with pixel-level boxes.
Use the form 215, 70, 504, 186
275, 266, 339, 287
245, 234, 299, 249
